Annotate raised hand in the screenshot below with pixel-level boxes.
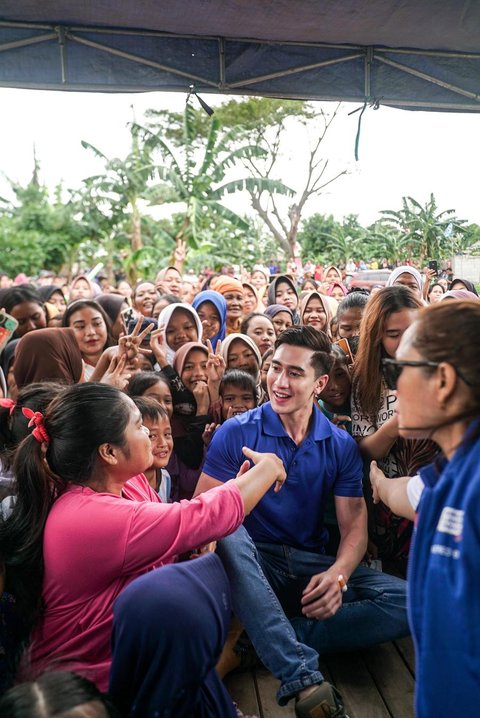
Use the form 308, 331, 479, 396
192, 380, 210, 416
100, 353, 132, 391
202, 422, 218, 446
150, 327, 168, 368
118, 315, 155, 362
206, 339, 226, 384
173, 239, 187, 267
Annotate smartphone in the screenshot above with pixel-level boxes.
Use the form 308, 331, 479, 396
126, 317, 153, 344
120, 306, 135, 333
0, 311, 18, 352
335, 337, 354, 365
428, 260, 438, 273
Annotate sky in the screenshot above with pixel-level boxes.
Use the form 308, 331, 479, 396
1, 86, 480, 227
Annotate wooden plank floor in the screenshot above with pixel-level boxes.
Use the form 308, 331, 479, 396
225, 637, 415, 717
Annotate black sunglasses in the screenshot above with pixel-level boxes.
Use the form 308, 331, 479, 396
381, 358, 439, 390
382, 358, 474, 391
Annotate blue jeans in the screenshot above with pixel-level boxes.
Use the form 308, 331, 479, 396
216, 526, 409, 705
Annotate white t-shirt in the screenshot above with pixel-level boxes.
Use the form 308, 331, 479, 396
351, 387, 402, 477
406, 474, 425, 511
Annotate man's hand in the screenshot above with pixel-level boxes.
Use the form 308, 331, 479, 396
301, 568, 345, 619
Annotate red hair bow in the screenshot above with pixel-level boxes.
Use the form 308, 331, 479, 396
0, 398, 16, 416
22, 407, 50, 444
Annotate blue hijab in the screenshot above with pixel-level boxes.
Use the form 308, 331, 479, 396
192, 290, 227, 350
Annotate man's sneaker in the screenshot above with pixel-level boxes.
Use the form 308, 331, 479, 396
295, 681, 349, 718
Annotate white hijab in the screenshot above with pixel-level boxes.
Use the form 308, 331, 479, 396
157, 302, 203, 364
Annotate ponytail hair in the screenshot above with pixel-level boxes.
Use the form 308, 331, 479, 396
0, 670, 121, 717
0, 383, 63, 473
0, 383, 133, 662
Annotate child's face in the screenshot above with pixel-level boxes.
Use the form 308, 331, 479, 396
142, 380, 173, 419
318, 359, 351, 410
221, 384, 256, 421
165, 308, 198, 352
181, 349, 208, 390
143, 416, 173, 469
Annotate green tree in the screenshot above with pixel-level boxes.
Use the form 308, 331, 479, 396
230, 101, 348, 259
0, 159, 85, 277
138, 98, 292, 252
298, 213, 340, 260
378, 194, 466, 260
145, 98, 348, 260
298, 213, 366, 264
80, 121, 158, 254
365, 222, 412, 264
455, 223, 480, 254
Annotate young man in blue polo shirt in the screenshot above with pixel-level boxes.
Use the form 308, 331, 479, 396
196, 327, 409, 717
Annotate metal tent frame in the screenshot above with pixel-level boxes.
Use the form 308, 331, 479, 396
1, 2, 480, 112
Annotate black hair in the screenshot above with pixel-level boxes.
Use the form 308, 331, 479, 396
0, 384, 133, 661
337, 291, 369, 319
132, 396, 169, 423
330, 344, 348, 363
274, 325, 333, 377
0, 383, 64, 473
427, 282, 445, 296
261, 347, 274, 369
132, 280, 158, 300
61, 300, 115, 349
0, 670, 120, 717
220, 369, 257, 399
240, 312, 275, 335
2, 286, 45, 315
37, 286, 66, 305
347, 287, 370, 296
157, 293, 180, 306
127, 371, 170, 398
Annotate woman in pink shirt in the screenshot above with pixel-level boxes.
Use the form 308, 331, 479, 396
0, 383, 285, 717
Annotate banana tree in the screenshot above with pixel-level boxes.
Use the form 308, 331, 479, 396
80, 122, 157, 254
137, 100, 294, 251
378, 194, 466, 260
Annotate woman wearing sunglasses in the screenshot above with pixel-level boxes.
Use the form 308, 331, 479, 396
370, 300, 480, 718
351, 286, 438, 565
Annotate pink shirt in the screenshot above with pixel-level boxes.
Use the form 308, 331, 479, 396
30, 475, 244, 690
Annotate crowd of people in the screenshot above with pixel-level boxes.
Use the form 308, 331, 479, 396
0, 251, 478, 718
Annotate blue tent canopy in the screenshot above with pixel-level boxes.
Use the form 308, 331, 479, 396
1, 1, 480, 110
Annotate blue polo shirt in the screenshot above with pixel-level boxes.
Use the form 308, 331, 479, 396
408, 427, 480, 718
203, 402, 363, 552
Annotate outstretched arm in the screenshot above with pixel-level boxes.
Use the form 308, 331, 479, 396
370, 461, 416, 521
195, 446, 285, 515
